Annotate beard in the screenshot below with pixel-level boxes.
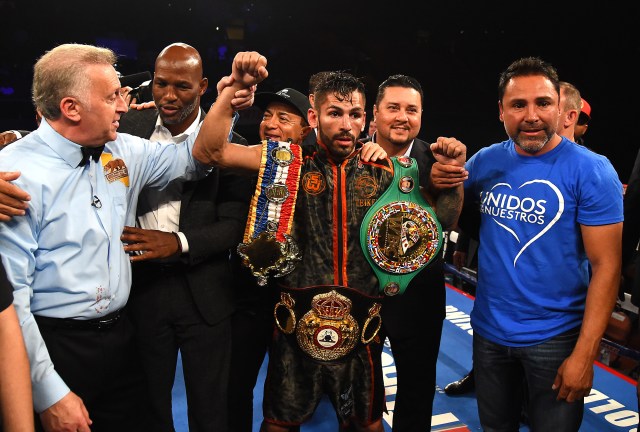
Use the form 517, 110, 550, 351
160, 97, 199, 126
318, 120, 357, 161
513, 126, 554, 155
386, 130, 415, 150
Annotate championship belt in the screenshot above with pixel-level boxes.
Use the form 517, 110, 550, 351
274, 286, 382, 361
237, 140, 303, 285
360, 156, 443, 296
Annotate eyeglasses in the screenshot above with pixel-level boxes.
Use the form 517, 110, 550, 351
577, 113, 590, 126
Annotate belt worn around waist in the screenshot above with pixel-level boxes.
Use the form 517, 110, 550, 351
274, 285, 383, 361
34, 309, 122, 331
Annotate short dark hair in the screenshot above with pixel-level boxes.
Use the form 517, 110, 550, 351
312, 71, 366, 110
375, 74, 424, 106
498, 57, 560, 102
308, 71, 332, 95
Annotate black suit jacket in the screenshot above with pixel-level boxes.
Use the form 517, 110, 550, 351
623, 148, 640, 267
623, 149, 640, 305
381, 138, 446, 337
119, 108, 252, 325
302, 128, 317, 148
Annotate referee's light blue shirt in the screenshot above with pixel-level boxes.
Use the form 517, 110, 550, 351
0, 118, 211, 412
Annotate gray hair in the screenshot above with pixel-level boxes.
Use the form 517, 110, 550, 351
32, 43, 117, 120
559, 81, 582, 113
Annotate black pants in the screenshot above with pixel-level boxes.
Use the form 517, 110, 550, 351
35, 310, 150, 432
228, 305, 274, 432
381, 270, 446, 432
383, 317, 444, 432
129, 268, 231, 432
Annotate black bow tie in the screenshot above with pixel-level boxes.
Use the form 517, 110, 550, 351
78, 145, 105, 167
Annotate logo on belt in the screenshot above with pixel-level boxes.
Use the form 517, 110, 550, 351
360, 156, 443, 296
275, 290, 382, 361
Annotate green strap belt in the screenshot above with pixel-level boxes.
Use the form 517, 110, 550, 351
360, 156, 443, 296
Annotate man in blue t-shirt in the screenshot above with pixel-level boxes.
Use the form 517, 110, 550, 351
438, 57, 623, 431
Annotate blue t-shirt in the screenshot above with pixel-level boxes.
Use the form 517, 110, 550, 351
465, 138, 623, 346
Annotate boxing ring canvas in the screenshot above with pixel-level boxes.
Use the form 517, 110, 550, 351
172, 284, 639, 431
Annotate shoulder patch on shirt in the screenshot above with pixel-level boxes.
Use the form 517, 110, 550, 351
302, 171, 326, 195
101, 154, 130, 187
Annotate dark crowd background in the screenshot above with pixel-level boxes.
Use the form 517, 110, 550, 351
1, 0, 638, 182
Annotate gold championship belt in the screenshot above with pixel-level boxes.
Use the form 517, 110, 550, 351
360, 156, 443, 296
274, 287, 382, 361
237, 140, 303, 285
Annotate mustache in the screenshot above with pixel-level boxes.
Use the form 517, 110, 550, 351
333, 132, 356, 142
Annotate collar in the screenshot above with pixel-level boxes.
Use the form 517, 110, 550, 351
153, 109, 202, 143
403, 141, 415, 157
371, 132, 414, 157
39, 119, 110, 168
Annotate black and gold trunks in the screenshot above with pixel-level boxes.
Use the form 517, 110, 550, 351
273, 285, 383, 361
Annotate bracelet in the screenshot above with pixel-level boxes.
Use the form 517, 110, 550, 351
172, 232, 183, 255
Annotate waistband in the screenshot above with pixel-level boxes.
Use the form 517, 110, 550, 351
34, 309, 122, 331
133, 261, 186, 274
274, 285, 383, 361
